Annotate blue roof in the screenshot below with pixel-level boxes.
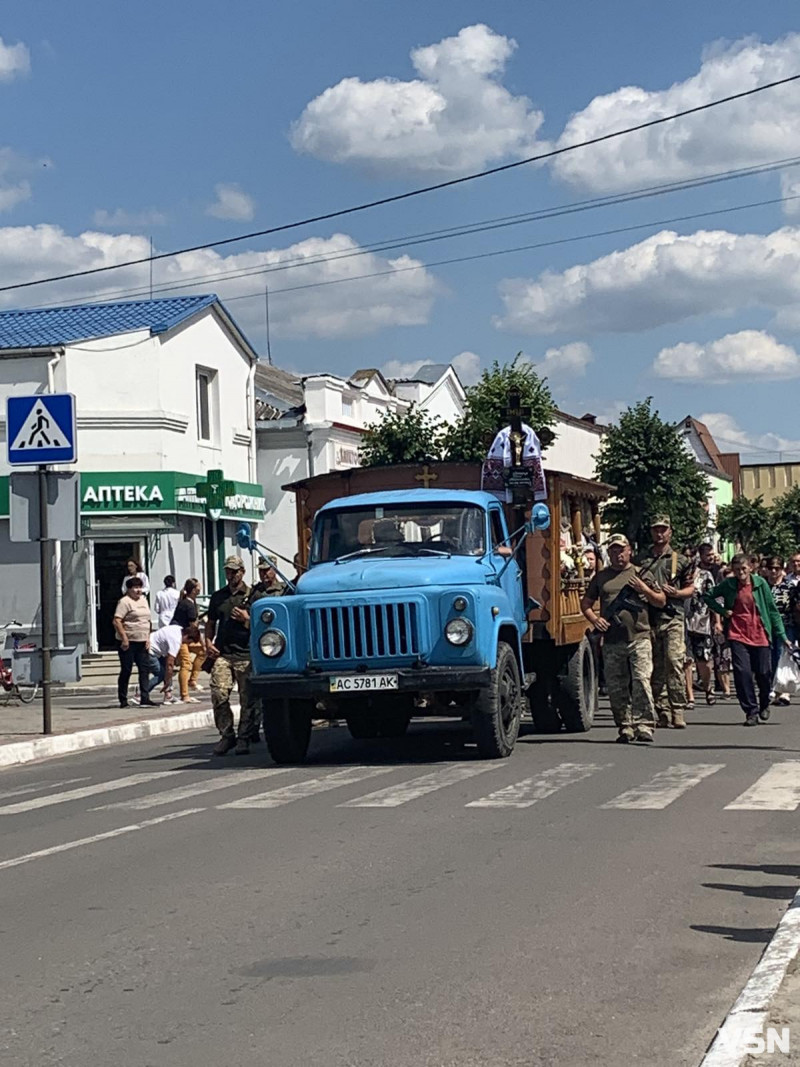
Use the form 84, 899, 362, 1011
319, 488, 496, 511
0, 294, 219, 349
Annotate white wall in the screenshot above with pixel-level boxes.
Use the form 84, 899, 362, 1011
544, 416, 604, 481
256, 426, 308, 564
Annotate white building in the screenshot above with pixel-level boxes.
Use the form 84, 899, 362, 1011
545, 410, 607, 481
255, 363, 466, 563
0, 295, 263, 653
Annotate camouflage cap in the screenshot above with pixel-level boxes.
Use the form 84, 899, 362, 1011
223, 555, 245, 571
606, 533, 630, 548
258, 555, 277, 569
650, 514, 671, 528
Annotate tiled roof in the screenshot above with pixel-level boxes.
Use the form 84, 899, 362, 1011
0, 294, 218, 349
254, 361, 304, 421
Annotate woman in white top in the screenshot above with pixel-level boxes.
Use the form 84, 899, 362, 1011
121, 558, 150, 596
154, 576, 180, 628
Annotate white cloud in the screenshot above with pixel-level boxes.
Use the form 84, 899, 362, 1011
92, 207, 167, 230
0, 147, 47, 213
291, 24, 543, 177
0, 36, 30, 81
495, 225, 800, 335
781, 171, 800, 217
529, 341, 593, 381
551, 33, 800, 192
206, 182, 255, 221
381, 350, 481, 386
654, 330, 800, 382
0, 226, 438, 341
0, 181, 30, 212
698, 412, 800, 457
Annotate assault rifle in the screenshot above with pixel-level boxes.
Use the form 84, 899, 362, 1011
600, 581, 649, 628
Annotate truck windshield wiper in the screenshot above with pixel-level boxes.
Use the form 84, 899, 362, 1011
334, 546, 395, 563
412, 547, 451, 557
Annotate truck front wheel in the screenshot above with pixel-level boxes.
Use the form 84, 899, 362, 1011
471, 641, 523, 758
263, 698, 312, 764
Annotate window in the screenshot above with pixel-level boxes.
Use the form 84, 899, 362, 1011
312, 503, 487, 562
342, 396, 354, 418
196, 367, 216, 442
490, 510, 506, 549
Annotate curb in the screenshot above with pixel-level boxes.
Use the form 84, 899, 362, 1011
0, 708, 216, 769
700, 883, 800, 1065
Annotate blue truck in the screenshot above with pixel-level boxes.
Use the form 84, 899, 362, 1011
249, 463, 609, 763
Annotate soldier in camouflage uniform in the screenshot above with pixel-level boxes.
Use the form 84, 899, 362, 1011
637, 516, 696, 729
581, 534, 667, 743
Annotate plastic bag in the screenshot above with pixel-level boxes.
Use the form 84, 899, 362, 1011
774, 647, 800, 693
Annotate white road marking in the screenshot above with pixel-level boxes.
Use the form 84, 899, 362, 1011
724, 760, 800, 811
0, 776, 90, 801
700, 881, 800, 1066
600, 763, 724, 810
0, 771, 183, 815
219, 765, 395, 809
467, 762, 610, 809
93, 768, 294, 810
0, 808, 203, 872
340, 762, 496, 808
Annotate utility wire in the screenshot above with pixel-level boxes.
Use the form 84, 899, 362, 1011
205, 191, 800, 302
19, 155, 800, 311
1, 72, 798, 297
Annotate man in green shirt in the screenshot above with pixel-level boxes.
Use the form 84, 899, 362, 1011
206, 555, 258, 756
637, 516, 695, 729
581, 534, 666, 743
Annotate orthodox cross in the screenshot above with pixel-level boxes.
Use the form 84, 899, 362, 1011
502, 392, 531, 467
415, 463, 439, 489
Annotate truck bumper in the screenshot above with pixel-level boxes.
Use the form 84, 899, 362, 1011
248, 666, 491, 701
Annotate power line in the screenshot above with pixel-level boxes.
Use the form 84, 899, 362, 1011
19, 155, 800, 312
2, 72, 798, 297
216, 191, 800, 302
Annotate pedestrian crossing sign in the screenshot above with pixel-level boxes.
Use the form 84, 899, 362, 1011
6, 393, 77, 465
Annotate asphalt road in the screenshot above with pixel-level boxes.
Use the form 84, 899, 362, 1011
0, 699, 798, 1067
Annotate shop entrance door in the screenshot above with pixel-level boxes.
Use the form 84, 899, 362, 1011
94, 541, 139, 650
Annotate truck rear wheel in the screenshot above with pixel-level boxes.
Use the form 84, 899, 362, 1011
471, 641, 523, 758
263, 698, 312, 764
556, 637, 597, 732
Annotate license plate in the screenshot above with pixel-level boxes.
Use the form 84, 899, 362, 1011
329, 673, 399, 693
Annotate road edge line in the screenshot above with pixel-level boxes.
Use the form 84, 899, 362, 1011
699, 882, 800, 1066
0, 708, 217, 769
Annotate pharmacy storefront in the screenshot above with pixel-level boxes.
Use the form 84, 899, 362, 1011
0, 470, 266, 653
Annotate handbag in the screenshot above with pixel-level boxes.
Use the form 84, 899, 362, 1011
774, 647, 800, 693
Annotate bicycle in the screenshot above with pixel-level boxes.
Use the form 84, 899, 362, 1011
0, 622, 40, 704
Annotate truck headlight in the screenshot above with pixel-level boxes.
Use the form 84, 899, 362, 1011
445, 618, 473, 646
260, 608, 275, 625
259, 630, 286, 658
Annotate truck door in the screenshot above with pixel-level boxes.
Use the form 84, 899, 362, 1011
489, 508, 523, 615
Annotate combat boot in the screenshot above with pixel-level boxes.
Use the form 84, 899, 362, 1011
634, 725, 654, 743
672, 710, 687, 729
657, 711, 671, 728
616, 726, 635, 744
212, 734, 237, 756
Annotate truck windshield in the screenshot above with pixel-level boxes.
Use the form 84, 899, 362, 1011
311, 503, 487, 563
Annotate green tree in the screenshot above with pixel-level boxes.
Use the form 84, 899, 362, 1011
359, 404, 444, 467
772, 485, 800, 551
595, 398, 710, 550
443, 354, 559, 462
716, 495, 771, 555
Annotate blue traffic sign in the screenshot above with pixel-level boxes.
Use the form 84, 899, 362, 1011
6, 393, 77, 466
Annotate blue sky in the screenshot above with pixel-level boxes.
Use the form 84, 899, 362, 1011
3, 1, 800, 460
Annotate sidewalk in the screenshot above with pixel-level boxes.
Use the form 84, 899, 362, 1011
0, 689, 216, 769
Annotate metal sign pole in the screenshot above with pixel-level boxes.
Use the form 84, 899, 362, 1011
38, 465, 52, 734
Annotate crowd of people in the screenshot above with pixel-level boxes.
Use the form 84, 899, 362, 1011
581, 521, 800, 743
112, 554, 288, 755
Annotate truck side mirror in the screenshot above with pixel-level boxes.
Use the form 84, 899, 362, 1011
527, 504, 551, 533
236, 522, 253, 550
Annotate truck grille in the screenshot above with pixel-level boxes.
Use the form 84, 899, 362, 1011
309, 602, 420, 662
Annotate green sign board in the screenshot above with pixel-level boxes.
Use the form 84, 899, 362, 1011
0, 471, 266, 521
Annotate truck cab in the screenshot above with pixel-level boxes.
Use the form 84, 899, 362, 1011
249, 489, 541, 763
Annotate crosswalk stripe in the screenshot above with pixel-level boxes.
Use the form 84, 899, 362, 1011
466, 762, 609, 809
0, 777, 90, 802
601, 763, 724, 810
218, 766, 395, 809
340, 762, 496, 808
0, 771, 184, 815
92, 768, 294, 811
724, 760, 800, 810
